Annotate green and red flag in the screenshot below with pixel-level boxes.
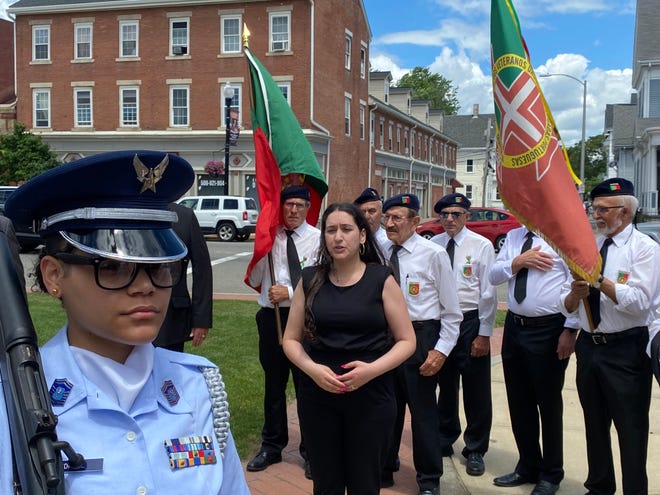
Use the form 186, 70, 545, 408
490, 0, 600, 284
243, 46, 328, 290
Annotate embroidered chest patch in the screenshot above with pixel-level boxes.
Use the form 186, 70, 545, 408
161, 380, 180, 406
616, 271, 630, 284
164, 436, 217, 470
407, 281, 420, 296
49, 378, 73, 407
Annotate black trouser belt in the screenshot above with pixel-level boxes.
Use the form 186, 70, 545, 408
462, 309, 479, 321
581, 326, 647, 345
508, 311, 564, 327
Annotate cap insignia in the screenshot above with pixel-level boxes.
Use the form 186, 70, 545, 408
134, 154, 169, 193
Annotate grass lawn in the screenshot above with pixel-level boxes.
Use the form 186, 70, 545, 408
27, 293, 507, 460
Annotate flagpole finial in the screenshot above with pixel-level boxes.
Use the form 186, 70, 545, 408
243, 23, 251, 48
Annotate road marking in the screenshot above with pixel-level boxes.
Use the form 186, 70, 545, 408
187, 252, 252, 274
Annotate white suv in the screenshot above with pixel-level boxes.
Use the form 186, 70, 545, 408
176, 195, 258, 242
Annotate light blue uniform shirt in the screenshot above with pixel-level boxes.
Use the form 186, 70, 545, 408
40, 327, 250, 495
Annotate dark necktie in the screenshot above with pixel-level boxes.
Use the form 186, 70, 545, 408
389, 245, 403, 284
587, 238, 613, 328
446, 238, 456, 268
285, 230, 302, 288
513, 232, 534, 304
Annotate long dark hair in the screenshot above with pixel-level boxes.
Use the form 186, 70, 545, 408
303, 202, 385, 341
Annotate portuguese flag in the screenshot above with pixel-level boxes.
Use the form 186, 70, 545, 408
243, 47, 328, 290
490, 0, 600, 284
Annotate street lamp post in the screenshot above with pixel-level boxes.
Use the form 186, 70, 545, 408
223, 82, 234, 196
539, 73, 587, 196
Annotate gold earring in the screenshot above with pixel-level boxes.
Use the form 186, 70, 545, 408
52, 288, 59, 295
359, 243, 366, 256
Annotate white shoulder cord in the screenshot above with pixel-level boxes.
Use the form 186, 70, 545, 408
200, 366, 230, 458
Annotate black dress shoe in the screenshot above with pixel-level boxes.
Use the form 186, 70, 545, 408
246, 450, 282, 472
465, 452, 485, 476
493, 472, 532, 487
531, 480, 559, 495
418, 489, 439, 495
303, 459, 312, 480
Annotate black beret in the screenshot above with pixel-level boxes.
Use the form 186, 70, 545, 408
354, 187, 381, 205
281, 185, 310, 202
383, 193, 420, 213
434, 193, 471, 213
590, 178, 634, 200
4, 150, 193, 261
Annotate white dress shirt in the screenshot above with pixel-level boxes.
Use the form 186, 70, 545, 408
249, 222, 320, 308
432, 227, 497, 337
383, 233, 462, 356
560, 224, 660, 335
490, 227, 579, 328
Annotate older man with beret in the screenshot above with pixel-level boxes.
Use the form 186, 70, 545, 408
353, 187, 388, 248
380, 193, 462, 495
562, 178, 660, 495
430, 193, 496, 477
246, 185, 320, 478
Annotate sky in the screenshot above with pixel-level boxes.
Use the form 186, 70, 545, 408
363, 0, 637, 144
1, 0, 637, 144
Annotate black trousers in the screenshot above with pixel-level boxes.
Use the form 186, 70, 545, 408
255, 307, 305, 456
576, 327, 651, 495
386, 320, 443, 491
501, 311, 568, 484
437, 310, 492, 456
297, 370, 396, 495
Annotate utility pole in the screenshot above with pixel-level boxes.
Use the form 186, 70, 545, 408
481, 118, 492, 207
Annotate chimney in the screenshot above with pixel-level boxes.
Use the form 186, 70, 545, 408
472, 104, 479, 118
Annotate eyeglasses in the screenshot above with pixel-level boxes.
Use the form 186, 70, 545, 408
360, 208, 379, 215
283, 201, 308, 210
382, 213, 415, 224
439, 211, 465, 219
589, 205, 624, 216
53, 253, 184, 290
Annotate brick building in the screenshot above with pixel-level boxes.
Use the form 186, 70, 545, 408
8, 0, 457, 215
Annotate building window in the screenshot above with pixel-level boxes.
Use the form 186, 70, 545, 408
360, 43, 366, 79
270, 12, 290, 52
344, 95, 351, 136
465, 184, 473, 199
33, 89, 50, 128
466, 159, 474, 173
344, 32, 352, 70
74, 88, 92, 127
74, 23, 92, 59
359, 104, 365, 141
221, 15, 241, 54
120, 87, 139, 127
170, 18, 189, 56
649, 79, 660, 118
388, 122, 393, 151
120, 21, 138, 57
277, 82, 291, 105
379, 120, 384, 148
397, 127, 401, 153
170, 86, 189, 126
384, 80, 389, 103
32, 25, 50, 61
222, 84, 241, 128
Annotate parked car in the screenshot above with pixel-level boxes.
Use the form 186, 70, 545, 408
176, 195, 258, 242
636, 221, 660, 244
0, 186, 42, 251
416, 206, 521, 251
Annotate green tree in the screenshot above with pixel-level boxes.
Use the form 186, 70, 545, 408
565, 134, 607, 195
396, 67, 460, 115
0, 122, 59, 184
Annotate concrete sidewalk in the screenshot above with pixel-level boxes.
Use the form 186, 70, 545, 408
244, 327, 660, 494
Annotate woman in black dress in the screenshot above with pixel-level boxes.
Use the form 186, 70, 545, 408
283, 202, 415, 495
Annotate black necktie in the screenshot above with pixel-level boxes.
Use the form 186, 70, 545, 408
285, 230, 302, 288
446, 238, 456, 268
587, 238, 613, 328
513, 232, 534, 303
389, 245, 402, 284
